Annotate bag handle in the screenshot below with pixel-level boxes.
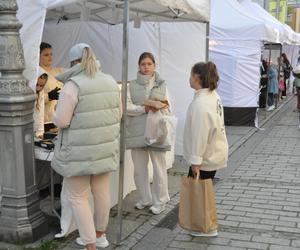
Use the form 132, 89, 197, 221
188, 166, 200, 180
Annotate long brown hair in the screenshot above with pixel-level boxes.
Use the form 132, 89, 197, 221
191, 61, 219, 91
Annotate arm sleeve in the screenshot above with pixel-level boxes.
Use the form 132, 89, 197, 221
44, 92, 50, 103
53, 81, 79, 129
127, 88, 146, 116
185, 107, 212, 165
34, 92, 45, 137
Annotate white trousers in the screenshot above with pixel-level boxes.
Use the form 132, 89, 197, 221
131, 149, 170, 206
64, 173, 111, 245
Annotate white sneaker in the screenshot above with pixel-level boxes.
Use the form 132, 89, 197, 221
135, 201, 152, 210
190, 229, 218, 237
76, 234, 109, 248
266, 105, 275, 111
149, 204, 165, 215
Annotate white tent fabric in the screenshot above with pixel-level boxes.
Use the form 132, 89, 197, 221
16, 0, 209, 156
16, 0, 209, 238
209, 0, 277, 109
210, 0, 278, 42
17, 0, 209, 94
42, 21, 206, 155
239, 0, 300, 45
210, 40, 262, 107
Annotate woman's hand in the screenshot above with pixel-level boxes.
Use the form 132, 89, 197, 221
145, 105, 158, 113
191, 165, 201, 178
48, 87, 61, 101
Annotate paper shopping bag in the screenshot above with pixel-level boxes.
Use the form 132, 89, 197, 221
178, 177, 218, 233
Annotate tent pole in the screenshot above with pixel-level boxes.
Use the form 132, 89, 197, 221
116, 0, 129, 245
205, 22, 210, 62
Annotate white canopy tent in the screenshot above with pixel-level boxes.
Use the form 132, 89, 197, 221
209, 0, 279, 126
239, 0, 298, 45
16, 0, 210, 243
239, 0, 300, 99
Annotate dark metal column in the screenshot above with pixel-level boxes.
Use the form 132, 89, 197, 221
0, 0, 48, 243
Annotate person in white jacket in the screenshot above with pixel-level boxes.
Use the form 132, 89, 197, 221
30, 67, 48, 138
183, 61, 228, 237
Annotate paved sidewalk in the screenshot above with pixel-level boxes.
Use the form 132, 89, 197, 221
127, 97, 300, 250
0, 97, 296, 250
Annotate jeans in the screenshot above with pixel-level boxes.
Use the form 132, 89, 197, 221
268, 93, 275, 106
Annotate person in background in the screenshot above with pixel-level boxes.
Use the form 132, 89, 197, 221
266, 61, 278, 112
31, 67, 48, 139
292, 65, 300, 112
281, 53, 292, 98
259, 59, 268, 108
51, 43, 121, 250
183, 61, 228, 237
39, 42, 64, 129
126, 52, 170, 215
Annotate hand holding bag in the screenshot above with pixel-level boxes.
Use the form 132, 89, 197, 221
178, 173, 218, 233
144, 110, 177, 149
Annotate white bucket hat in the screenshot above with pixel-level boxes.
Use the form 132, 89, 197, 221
294, 65, 300, 74
69, 43, 90, 62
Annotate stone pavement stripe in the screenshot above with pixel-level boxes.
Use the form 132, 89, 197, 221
292, 240, 300, 247
260, 219, 296, 227
270, 246, 300, 250
192, 237, 230, 246
238, 222, 274, 231
230, 240, 269, 250
218, 220, 240, 227
264, 209, 297, 217
279, 216, 300, 223
274, 226, 300, 234
246, 212, 278, 220
269, 200, 299, 207
218, 209, 246, 217
169, 241, 208, 249
207, 246, 245, 250
238, 198, 268, 204
233, 206, 265, 214
217, 231, 252, 241
251, 236, 290, 246
226, 215, 260, 223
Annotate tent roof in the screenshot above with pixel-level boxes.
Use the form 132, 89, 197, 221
45, 0, 210, 23
210, 0, 278, 42
16, 0, 210, 92
239, 0, 300, 45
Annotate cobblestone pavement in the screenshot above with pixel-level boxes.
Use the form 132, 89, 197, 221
122, 98, 300, 250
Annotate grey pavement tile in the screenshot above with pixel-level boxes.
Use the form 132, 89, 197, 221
230, 240, 269, 250
270, 246, 300, 250
252, 236, 290, 246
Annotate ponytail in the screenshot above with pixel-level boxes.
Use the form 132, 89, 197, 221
191, 61, 219, 90
80, 47, 99, 78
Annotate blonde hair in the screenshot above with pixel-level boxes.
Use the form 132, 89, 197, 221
80, 47, 99, 78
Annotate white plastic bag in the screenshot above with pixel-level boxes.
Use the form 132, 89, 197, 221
144, 110, 177, 149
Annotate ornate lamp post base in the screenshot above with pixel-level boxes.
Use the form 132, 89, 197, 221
0, 0, 48, 243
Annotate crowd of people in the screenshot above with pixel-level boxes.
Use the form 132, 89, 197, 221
259, 53, 300, 112
32, 42, 228, 250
